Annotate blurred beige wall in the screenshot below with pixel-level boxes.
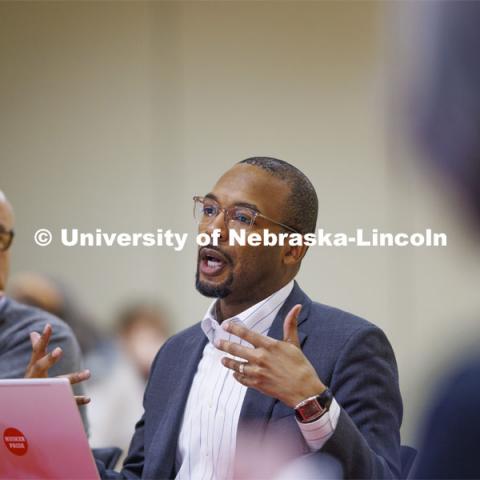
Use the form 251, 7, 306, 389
1, 1, 480, 445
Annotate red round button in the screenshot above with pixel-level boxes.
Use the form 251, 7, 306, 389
3, 427, 28, 456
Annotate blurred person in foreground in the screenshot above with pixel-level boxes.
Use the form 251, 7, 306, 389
406, 1, 480, 478
0, 189, 90, 430
88, 302, 169, 462
95, 158, 403, 479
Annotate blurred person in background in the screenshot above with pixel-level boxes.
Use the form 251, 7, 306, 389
88, 302, 169, 464
116, 302, 170, 380
0, 189, 89, 430
10, 271, 105, 358
404, 1, 480, 478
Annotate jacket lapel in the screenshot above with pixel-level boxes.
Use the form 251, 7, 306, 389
238, 282, 312, 431
145, 326, 208, 479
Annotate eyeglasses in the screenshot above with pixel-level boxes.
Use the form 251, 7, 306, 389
0, 229, 14, 252
193, 196, 299, 233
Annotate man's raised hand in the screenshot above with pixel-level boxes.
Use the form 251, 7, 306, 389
217, 304, 326, 407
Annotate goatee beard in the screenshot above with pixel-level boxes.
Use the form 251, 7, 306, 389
195, 269, 233, 298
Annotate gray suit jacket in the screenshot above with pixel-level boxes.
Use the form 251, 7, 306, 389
0, 296, 89, 432
98, 282, 402, 479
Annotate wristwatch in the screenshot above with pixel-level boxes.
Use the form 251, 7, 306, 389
294, 388, 333, 423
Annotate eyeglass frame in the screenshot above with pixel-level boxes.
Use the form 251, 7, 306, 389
0, 229, 14, 252
193, 195, 300, 234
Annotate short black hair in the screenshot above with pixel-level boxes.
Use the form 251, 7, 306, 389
238, 157, 318, 234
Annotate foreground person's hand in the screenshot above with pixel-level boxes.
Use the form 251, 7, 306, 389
25, 323, 91, 405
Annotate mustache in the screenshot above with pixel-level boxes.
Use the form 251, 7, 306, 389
198, 245, 233, 265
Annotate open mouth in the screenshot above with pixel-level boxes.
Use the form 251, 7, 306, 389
199, 247, 230, 277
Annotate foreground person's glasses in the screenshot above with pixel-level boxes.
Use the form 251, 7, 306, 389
0, 229, 14, 252
193, 196, 299, 233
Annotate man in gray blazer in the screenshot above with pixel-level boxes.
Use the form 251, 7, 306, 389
0, 189, 90, 429
97, 157, 402, 479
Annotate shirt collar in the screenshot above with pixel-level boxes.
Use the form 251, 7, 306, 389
201, 280, 294, 347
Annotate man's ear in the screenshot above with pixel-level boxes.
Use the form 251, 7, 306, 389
282, 241, 309, 267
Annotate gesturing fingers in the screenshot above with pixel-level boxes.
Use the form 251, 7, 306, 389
232, 371, 254, 387
25, 325, 93, 408
30, 331, 41, 346
222, 321, 274, 349
25, 346, 63, 378
221, 357, 248, 374
283, 304, 302, 346
29, 323, 52, 362
215, 339, 258, 362
58, 370, 91, 406
59, 369, 91, 386
222, 357, 258, 388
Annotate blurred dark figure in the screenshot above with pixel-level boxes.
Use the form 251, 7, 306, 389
9, 271, 104, 356
410, 1, 480, 223
415, 353, 480, 479
407, 1, 480, 478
